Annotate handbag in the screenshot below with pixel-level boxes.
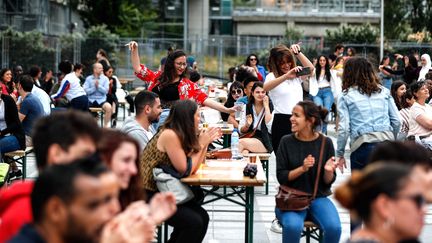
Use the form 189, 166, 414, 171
240, 109, 265, 139
275, 135, 326, 211
153, 167, 194, 204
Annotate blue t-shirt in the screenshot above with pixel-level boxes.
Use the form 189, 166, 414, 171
20, 93, 44, 136
237, 96, 249, 105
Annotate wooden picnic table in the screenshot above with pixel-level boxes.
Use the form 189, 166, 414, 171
182, 157, 266, 243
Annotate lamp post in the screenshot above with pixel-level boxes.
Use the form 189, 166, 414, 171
183, 0, 188, 51
380, 0, 384, 61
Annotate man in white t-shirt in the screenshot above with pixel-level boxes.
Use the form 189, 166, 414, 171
121, 90, 162, 152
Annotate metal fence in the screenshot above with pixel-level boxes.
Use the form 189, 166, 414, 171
2, 34, 432, 83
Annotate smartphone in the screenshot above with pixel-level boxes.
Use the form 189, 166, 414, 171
296, 67, 311, 77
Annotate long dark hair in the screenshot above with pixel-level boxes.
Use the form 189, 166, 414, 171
390, 80, 407, 110
267, 45, 296, 78
342, 57, 381, 96
245, 53, 260, 66
226, 81, 244, 107
98, 129, 145, 209
0, 68, 14, 94
162, 100, 200, 155
248, 82, 265, 105
315, 55, 331, 82
158, 50, 187, 88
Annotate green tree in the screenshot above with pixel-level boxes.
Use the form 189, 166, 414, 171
284, 27, 303, 42
81, 25, 119, 75
325, 24, 378, 44
1, 28, 56, 71
70, 0, 158, 37
383, 0, 432, 40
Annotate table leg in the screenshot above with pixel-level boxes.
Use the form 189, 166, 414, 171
245, 186, 254, 243
100, 111, 104, 127
223, 134, 230, 148
264, 160, 269, 195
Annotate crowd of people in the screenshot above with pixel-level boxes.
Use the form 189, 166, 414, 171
0, 40, 431, 243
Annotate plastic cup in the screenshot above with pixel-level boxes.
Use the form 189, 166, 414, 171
234, 102, 243, 120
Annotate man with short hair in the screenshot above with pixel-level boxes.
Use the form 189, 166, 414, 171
334, 44, 345, 57
29, 65, 42, 87
237, 76, 259, 105
9, 157, 121, 243
84, 62, 112, 127
0, 110, 101, 242
17, 75, 45, 146
121, 90, 161, 151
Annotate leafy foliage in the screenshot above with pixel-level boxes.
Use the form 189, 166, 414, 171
0, 28, 56, 71
325, 24, 379, 44
81, 25, 120, 75
70, 0, 157, 37
284, 27, 304, 43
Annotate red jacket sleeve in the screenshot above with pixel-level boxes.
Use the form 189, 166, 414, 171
134, 64, 162, 89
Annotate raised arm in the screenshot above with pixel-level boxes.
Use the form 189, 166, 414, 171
128, 41, 141, 74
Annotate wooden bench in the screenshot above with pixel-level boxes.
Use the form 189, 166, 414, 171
89, 107, 105, 127
244, 153, 271, 195
4, 147, 34, 180
302, 221, 323, 243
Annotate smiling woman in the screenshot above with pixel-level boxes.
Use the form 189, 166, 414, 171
127, 41, 235, 129
98, 129, 144, 210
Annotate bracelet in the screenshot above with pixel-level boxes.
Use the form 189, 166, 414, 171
294, 50, 302, 56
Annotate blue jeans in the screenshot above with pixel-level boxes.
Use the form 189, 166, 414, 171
313, 87, 334, 134
152, 108, 170, 131
382, 78, 393, 90
0, 135, 21, 162
275, 197, 341, 243
350, 142, 378, 171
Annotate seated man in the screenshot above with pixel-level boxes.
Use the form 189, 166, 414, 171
9, 157, 121, 243
121, 90, 161, 151
84, 62, 112, 127
17, 75, 45, 146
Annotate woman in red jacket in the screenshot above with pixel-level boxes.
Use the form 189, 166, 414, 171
128, 41, 235, 128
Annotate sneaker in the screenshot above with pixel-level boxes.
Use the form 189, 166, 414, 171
270, 219, 283, 234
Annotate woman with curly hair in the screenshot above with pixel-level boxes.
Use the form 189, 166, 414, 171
336, 57, 401, 231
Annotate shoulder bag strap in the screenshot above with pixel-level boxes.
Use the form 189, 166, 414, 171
251, 108, 266, 133
312, 135, 326, 199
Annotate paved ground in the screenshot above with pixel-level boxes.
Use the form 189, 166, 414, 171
22, 108, 432, 243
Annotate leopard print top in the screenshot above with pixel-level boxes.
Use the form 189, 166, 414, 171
140, 131, 172, 191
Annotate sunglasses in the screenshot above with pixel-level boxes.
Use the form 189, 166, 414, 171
250, 58, 257, 61
231, 89, 243, 95
396, 194, 426, 209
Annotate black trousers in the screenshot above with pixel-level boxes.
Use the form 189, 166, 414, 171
146, 190, 209, 243
271, 113, 292, 154
166, 200, 209, 243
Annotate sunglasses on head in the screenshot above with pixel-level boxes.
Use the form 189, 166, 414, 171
231, 89, 242, 95
396, 194, 426, 209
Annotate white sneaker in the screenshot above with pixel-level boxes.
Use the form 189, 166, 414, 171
270, 219, 283, 234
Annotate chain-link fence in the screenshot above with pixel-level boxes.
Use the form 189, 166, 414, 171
2, 34, 432, 84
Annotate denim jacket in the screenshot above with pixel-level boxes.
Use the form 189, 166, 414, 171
336, 87, 401, 157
